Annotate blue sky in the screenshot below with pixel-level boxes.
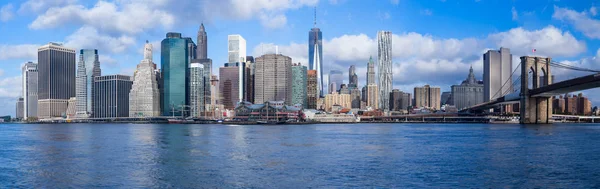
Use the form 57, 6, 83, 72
1, 0, 600, 116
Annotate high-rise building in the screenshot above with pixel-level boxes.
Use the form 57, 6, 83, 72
307, 70, 318, 109
254, 54, 292, 105
210, 75, 219, 107
328, 70, 344, 94
228, 35, 246, 63
196, 23, 208, 59
451, 66, 484, 110
324, 92, 351, 112
389, 89, 411, 111
378, 31, 393, 111
189, 63, 205, 117
66, 97, 76, 119
577, 93, 592, 116
483, 47, 512, 101
191, 59, 212, 111
367, 56, 376, 85
22, 62, 38, 119
161, 32, 193, 116
349, 65, 358, 89
291, 63, 308, 108
16, 97, 24, 119
339, 84, 350, 94
309, 9, 324, 97
93, 75, 132, 118
414, 85, 441, 110
219, 66, 239, 109
75, 49, 101, 118
350, 88, 361, 109
129, 41, 161, 117
367, 84, 379, 109
245, 56, 255, 104
441, 92, 452, 105
37, 43, 76, 119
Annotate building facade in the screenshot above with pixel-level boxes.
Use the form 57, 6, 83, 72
75, 49, 101, 118
324, 92, 351, 112
350, 88, 361, 109
483, 47, 512, 101
161, 32, 193, 116
22, 62, 38, 119
254, 54, 293, 105
377, 31, 393, 111
37, 43, 76, 119
328, 70, 344, 94
451, 66, 484, 110
189, 63, 205, 117
414, 85, 441, 110
349, 65, 358, 89
196, 23, 208, 59
93, 75, 132, 118
367, 84, 379, 109
228, 35, 246, 63
219, 66, 240, 110
291, 64, 308, 108
16, 97, 24, 119
307, 70, 318, 109
389, 89, 412, 111
129, 41, 161, 117
309, 23, 324, 98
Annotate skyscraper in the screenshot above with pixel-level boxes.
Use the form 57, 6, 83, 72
389, 89, 412, 111
75, 49, 101, 118
189, 63, 205, 117
349, 65, 358, 89
219, 66, 239, 109
37, 43, 76, 119
22, 62, 38, 119
367, 85, 379, 109
254, 54, 293, 105
129, 41, 161, 117
196, 23, 208, 59
367, 56, 376, 85
16, 97, 24, 119
483, 47, 512, 101
93, 75, 132, 118
228, 35, 246, 63
309, 9, 324, 97
307, 70, 318, 109
161, 32, 193, 116
452, 66, 484, 110
291, 63, 308, 108
350, 88, 361, 109
414, 85, 441, 110
377, 31, 393, 111
328, 70, 344, 94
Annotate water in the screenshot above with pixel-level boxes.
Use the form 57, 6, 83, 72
1, 123, 600, 188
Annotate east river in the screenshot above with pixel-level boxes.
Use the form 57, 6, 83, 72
1, 123, 600, 188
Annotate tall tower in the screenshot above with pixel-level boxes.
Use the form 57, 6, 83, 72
309, 7, 324, 97
37, 42, 76, 119
197, 23, 208, 59
349, 65, 358, 88
367, 56, 375, 85
75, 49, 101, 118
129, 41, 161, 117
377, 31, 393, 111
189, 63, 205, 117
161, 32, 193, 116
483, 47, 513, 102
22, 62, 38, 119
254, 54, 293, 105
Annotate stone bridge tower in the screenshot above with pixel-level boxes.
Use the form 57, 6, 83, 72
520, 56, 552, 124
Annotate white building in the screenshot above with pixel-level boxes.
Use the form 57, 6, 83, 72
129, 41, 161, 117
377, 31, 393, 111
228, 35, 246, 63
22, 62, 38, 119
189, 63, 205, 117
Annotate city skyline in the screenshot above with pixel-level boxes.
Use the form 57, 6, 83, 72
1, 0, 600, 116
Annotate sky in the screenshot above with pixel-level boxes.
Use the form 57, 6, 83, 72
1, 0, 600, 116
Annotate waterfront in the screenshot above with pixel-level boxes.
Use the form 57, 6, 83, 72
1, 123, 600, 188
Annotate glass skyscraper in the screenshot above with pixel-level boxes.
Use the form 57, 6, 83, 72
291, 64, 308, 108
75, 49, 101, 117
22, 62, 38, 119
377, 31, 393, 111
189, 63, 205, 117
161, 32, 194, 116
309, 27, 323, 97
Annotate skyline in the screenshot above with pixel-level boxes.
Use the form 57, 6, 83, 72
1, 0, 600, 116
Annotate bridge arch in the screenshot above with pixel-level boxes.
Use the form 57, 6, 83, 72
520, 56, 552, 124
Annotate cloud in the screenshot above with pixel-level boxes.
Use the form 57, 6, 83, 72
0, 44, 39, 61
590, 6, 597, 16
0, 76, 22, 98
259, 12, 288, 29
390, 0, 399, 5
64, 26, 135, 54
0, 4, 14, 22
421, 9, 433, 16
487, 26, 586, 57
553, 6, 600, 39
18, 0, 77, 14
511, 7, 518, 21
252, 42, 308, 66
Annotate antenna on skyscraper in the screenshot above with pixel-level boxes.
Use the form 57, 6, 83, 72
314, 6, 317, 27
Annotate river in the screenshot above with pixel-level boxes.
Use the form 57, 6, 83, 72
1, 123, 599, 188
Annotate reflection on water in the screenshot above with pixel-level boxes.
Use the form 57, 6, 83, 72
1, 123, 600, 188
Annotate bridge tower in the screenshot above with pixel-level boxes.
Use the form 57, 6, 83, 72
520, 56, 552, 124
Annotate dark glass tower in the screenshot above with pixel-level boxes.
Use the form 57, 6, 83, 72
161, 32, 194, 116
308, 8, 323, 97
37, 42, 76, 118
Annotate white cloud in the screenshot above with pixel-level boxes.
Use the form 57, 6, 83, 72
259, 12, 288, 29
99, 55, 117, 65
0, 76, 21, 98
553, 6, 600, 39
18, 0, 77, 14
590, 6, 597, 16
0, 4, 14, 22
64, 26, 135, 54
511, 7, 518, 21
0, 44, 39, 61
391, 0, 399, 5
487, 25, 586, 57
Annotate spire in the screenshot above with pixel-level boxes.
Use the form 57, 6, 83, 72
466, 65, 476, 84
314, 6, 317, 28
199, 22, 205, 32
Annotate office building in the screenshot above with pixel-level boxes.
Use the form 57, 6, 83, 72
350, 88, 361, 109
219, 66, 240, 110
367, 56, 376, 85
37, 43, 76, 119
309, 11, 324, 97
414, 85, 441, 110
254, 54, 293, 105
378, 31, 393, 111
328, 70, 343, 94
451, 66, 484, 110
75, 49, 101, 118
483, 47, 512, 101
367, 84, 379, 109
324, 92, 351, 112
22, 62, 38, 119
291, 63, 308, 108
191, 58, 212, 111
129, 41, 161, 117
223, 62, 251, 103
209, 75, 220, 108
228, 35, 246, 63
66, 97, 76, 118
196, 23, 208, 59
349, 65, 358, 89
16, 97, 24, 119
246, 56, 255, 104
339, 84, 350, 94
390, 89, 412, 111
93, 75, 132, 118
189, 63, 205, 117
161, 32, 193, 116
307, 70, 318, 109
